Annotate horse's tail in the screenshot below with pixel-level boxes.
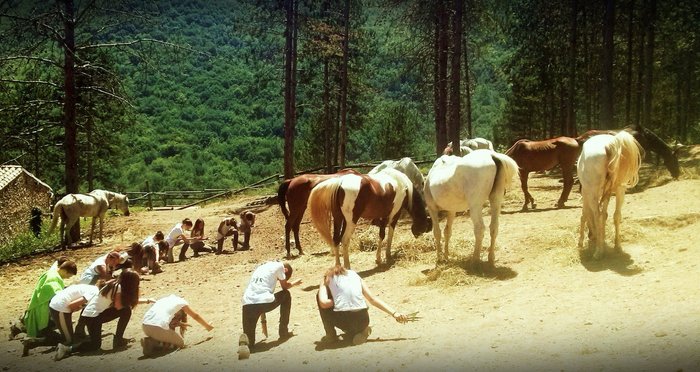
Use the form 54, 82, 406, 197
308, 178, 342, 248
47, 202, 65, 236
490, 152, 520, 195
277, 179, 292, 219
614, 130, 643, 188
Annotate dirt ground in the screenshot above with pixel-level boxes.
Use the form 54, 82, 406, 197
1, 147, 699, 372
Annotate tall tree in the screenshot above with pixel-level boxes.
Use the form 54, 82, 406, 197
338, 0, 350, 168
641, 0, 656, 128
434, 0, 449, 155
283, 0, 298, 179
448, 0, 463, 154
600, 0, 615, 129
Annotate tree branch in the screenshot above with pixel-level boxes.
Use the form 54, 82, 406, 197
0, 55, 61, 68
0, 78, 59, 88
81, 86, 134, 107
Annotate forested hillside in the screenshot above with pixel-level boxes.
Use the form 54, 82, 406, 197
1, 0, 697, 193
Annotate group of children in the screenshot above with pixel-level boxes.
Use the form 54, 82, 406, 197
12, 211, 256, 360
13, 208, 414, 362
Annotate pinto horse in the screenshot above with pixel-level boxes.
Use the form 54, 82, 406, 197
577, 131, 642, 259
308, 168, 431, 269
505, 136, 580, 210
277, 169, 360, 258
48, 189, 130, 248
369, 157, 425, 194
424, 150, 519, 268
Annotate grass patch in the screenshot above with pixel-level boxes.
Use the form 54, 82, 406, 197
0, 223, 61, 264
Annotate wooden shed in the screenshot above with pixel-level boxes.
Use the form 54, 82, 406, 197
0, 165, 53, 244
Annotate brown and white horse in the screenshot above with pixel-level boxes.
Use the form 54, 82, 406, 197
505, 136, 580, 210
277, 169, 360, 259
577, 131, 642, 259
48, 189, 130, 248
308, 168, 431, 269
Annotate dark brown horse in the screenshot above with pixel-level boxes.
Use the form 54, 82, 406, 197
577, 126, 680, 179
505, 136, 580, 210
277, 169, 360, 259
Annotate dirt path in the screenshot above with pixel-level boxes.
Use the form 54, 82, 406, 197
1, 154, 699, 372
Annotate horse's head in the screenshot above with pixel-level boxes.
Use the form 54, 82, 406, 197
114, 194, 130, 216
409, 185, 432, 237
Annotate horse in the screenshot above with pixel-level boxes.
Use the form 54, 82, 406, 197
277, 169, 360, 258
308, 167, 431, 269
577, 131, 642, 259
443, 137, 494, 155
369, 157, 425, 194
577, 126, 680, 179
424, 150, 519, 268
504, 136, 580, 210
48, 189, 130, 248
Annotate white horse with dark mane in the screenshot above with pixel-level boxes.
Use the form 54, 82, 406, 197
48, 189, 130, 248
424, 150, 518, 268
369, 157, 425, 194
577, 131, 642, 259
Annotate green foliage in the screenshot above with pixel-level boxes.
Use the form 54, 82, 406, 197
0, 224, 61, 264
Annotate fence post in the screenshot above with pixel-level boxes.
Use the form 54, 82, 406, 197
146, 181, 153, 211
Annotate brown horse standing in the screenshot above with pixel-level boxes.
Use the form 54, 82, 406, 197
505, 136, 580, 210
277, 169, 360, 259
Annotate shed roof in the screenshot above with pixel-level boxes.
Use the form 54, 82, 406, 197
0, 165, 53, 192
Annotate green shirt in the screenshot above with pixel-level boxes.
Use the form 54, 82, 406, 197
23, 269, 65, 338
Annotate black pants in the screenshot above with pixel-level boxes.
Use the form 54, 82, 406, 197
242, 290, 291, 347
50, 308, 74, 344
74, 307, 131, 352
317, 295, 369, 338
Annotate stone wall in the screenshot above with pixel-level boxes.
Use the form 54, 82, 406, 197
0, 173, 52, 245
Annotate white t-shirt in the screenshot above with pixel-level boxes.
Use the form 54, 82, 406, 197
82, 286, 117, 318
216, 218, 236, 240
328, 270, 367, 311
142, 236, 159, 261
142, 295, 189, 330
79, 254, 107, 285
49, 284, 100, 313
242, 261, 285, 305
166, 224, 185, 248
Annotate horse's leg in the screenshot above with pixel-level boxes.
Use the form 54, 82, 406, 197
594, 193, 612, 260
487, 196, 503, 269
89, 217, 96, 245
470, 207, 485, 269
60, 220, 66, 250
385, 225, 396, 264
558, 167, 574, 208
340, 221, 357, 269
443, 212, 456, 262
578, 207, 587, 249
293, 206, 306, 255
613, 187, 625, 252
376, 224, 386, 265
284, 217, 292, 258
428, 208, 442, 263
520, 172, 532, 210
64, 217, 78, 249
99, 214, 104, 243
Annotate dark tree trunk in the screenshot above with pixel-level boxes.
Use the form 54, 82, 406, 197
463, 36, 473, 138
624, 0, 635, 125
600, 0, 615, 129
283, 0, 297, 179
435, 0, 448, 155
642, 0, 656, 128
634, 0, 646, 127
323, 60, 332, 173
338, 0, 349, 168
62, 0, 80, 243
567, 0, 578, 136
87, 117, 94, 191
448, 0, 462, 156
582, 2, 593, 130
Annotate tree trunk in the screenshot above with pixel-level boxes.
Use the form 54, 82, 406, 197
338, 0, 350, 168
582, 2, 593, 130
435, 0, 448, 155
642, 0, 656, 128
282, 0, 296, 179
87, 116, 94, 191
448, 0, 462, 156
634, 0, 646, 127
567, 0, 578, 136
624, 0, 635, 125
600, 0, 615, 129
463, 36, 473, 138
62, 0, 80, 243
323, 60, 332, 173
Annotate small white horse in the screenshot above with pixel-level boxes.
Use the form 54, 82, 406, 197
369, 157, 425, 194
309, 168, 431, 268
444, 137, 494, 155
577, 131, 642, 259
48, 189, 130, 248
424, 150, 518, 268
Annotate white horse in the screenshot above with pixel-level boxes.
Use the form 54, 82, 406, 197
369, 157, 425, 194
444, 137, 494, 155
424, 150, 518, 268
309, 168, 431, 268
577, 131, 642, 259
48, 189, 130, 248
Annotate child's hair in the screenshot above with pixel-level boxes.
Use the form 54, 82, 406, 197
192, 218, 205, 236
59, 260, 78, 275
56, 255, 69, 267
182, 218, 193, 227
157, 241, 169, 250
102, 269, 140, 309
128, 242, 143, 257
154, 231, 165, 241
325, 264, 346, 278
283, 262, 293, 280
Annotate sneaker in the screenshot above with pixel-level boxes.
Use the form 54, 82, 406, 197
113, 336, 134, 349
319, 334, 339, 345
9, 320, 23, 341
141, 337, 156, 357
21, 339, 31, 357
352, 326, 372, 346
238, 333, 249, 346
54, 343, 70, 361
237, 344, 250, 360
